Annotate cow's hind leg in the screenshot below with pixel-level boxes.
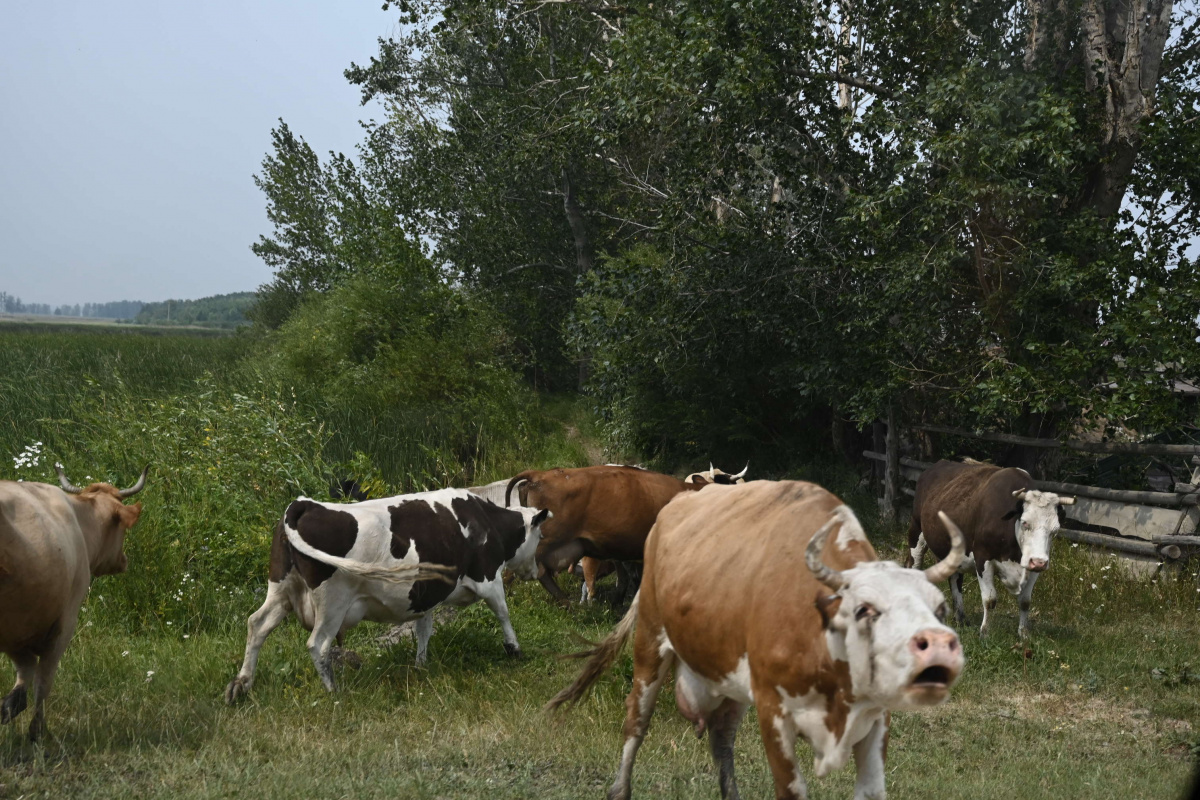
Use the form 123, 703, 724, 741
1, 652, 35, 724
977, 560, 998, 639
608, 621, 674, 800
539, 539, 586, 604
226, 581, 293, 704
708, 699, 748, 800
852, 714, 888, 800
27, 616, 78, 742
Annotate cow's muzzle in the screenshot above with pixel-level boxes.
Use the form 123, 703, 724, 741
905, 628, 962, 704
1027, 558, 1048, 572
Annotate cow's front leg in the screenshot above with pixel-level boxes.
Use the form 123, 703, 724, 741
950, 572, 967, 627
1016, 569, 1041, 639
755, 692, 807, 800
1, 652, 35, 725
852, 714, 888, 800
477, 581, 521, 657
977, 560, 998, 639
414, 612, 434, 666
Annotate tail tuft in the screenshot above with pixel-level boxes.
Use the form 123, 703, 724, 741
545, 592, 640, 711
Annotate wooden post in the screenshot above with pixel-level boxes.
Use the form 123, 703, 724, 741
882, 404, 900, 520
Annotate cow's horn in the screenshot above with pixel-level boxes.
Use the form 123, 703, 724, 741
118, 464, 150, 498
55, 464, 84, 494
733, 463, 748, 479
1058, 496, 1076, 506
1012, 489, 1027, 500
805, 514, 846, 590
925, 511, 966, 584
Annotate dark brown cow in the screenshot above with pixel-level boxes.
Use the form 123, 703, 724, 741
504, 465, 708, 602
906, 460, 1074, 639
0, 465, 147, 740
549, 481, 965, 800
571, 465, 750, 604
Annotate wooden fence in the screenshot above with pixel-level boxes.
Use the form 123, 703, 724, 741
864, 424, 1200, 563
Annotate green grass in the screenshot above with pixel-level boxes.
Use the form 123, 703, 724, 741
2, 520, 1197, 799
1, 325, 1196, 798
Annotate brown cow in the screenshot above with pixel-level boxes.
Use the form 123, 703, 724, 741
906, 460, 1074, 639
0, 465, 147, 740
549, 480, 964, 800
504, 465, 709, 603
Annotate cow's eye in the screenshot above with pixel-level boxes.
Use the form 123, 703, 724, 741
935, 604, 947, 622
855, 604, 876, 622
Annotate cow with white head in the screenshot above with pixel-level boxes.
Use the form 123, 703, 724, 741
549, 480, 965, 800
906, 460, 1075, 638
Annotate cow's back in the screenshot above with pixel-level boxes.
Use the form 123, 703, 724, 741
644, 481, 875, 690
527, 466, 687, 560
0, 482, 87, 653
916, 461, 1031, 563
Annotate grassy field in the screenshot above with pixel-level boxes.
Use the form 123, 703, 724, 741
1, 324, 1197, 798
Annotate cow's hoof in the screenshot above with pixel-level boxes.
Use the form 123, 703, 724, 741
503, 643, 521, 658
26, 715, 43, 743
0, 686, 27, 724
224, 677, 250, 706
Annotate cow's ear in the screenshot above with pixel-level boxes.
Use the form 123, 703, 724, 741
691, 475, 710, 486
815, 593, 842, 629
531, 508, 551, 527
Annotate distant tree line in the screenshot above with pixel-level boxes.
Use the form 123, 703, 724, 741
1, 293, 142, 319
135, 293, 254, 328
249, 0, 1200, 469
0, 292, 52, 316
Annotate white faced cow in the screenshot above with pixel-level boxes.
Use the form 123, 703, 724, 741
225, 489, 549, 703
549, 480, 965, 800
0, 465, 147, 740
906, 460, 1075, 638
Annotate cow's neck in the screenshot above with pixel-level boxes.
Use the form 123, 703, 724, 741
68, 496, 108, 574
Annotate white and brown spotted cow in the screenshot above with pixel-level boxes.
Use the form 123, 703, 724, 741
1, 465, 148, 740
225, 489, 549, 703
906, 460, 1075, 639
549, 480, 965, 800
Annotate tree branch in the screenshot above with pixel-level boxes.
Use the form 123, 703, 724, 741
787, 67, 894, 100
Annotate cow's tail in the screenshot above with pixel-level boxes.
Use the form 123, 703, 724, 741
545, 590, 640, 711
283, 526, 457, 585
505, 470, 537, 507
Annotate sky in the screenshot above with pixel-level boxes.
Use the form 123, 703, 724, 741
0, 0, 395, 306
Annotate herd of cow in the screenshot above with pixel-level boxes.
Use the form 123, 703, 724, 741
0, 457, 1080, 799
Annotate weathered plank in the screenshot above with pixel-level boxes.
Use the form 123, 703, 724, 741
914, 424, 1200, 456
1063, 496, 1198, 541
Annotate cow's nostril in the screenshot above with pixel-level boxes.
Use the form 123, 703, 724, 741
949, 638, 959, 652
916, 637, 928, 651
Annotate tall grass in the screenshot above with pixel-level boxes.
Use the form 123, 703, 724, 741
0, 324, 592, 633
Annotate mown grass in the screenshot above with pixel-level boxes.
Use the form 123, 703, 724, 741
1, 325, 1197, 798
2, 506, 1197, 799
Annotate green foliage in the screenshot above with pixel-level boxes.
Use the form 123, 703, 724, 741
265, 252, 534, 489
135, 293, 255, 329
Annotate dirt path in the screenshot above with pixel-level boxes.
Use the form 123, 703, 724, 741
564, 423, 606, 466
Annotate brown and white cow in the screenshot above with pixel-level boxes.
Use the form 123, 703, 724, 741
0, 464, 147, 740
225, 489, 549, 703
548, 480, 964, 800
906, 460, 1075, 639
504, 465, 714, 603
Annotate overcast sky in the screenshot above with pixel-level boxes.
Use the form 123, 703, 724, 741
0, 0, 393, 306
